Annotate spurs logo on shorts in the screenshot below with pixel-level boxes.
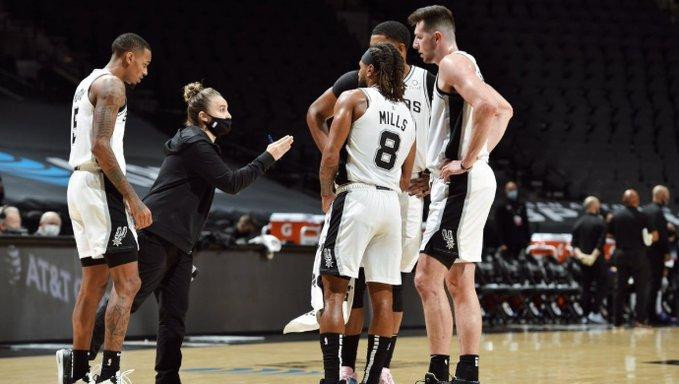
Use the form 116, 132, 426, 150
442, 229, 456, 250
323, 248, 334, 268
112, 226, 128, 247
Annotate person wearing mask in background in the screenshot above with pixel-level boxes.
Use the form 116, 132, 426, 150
608, 189, 658, 327
571, 196, 608, 324
643, 185, 671, 324
495, 181, 531, 259
0, 206, 27, 235
34, 211, 62, 236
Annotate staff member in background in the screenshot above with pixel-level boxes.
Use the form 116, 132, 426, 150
495, 181, 531, 259
571, 196, 608, 324
643, 185, 671, 323
608, 189, 658, 327
0, 206, 26, 235
87, 81, 294, 384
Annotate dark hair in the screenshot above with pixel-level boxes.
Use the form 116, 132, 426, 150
407, 5, 455, 34
111, 33, 151, 56
182, 82, 222, 126
364, 44, 406, 102
371, 20, 411, 46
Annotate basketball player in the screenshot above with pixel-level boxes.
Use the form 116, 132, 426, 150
408, 6, 513, 384
56, 33, 152, 384
307, 20, 434, 384
317, 43, 416, 384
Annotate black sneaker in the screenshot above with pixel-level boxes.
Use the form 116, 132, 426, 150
420, 372, 451, 384
56, 349, 95, 383
452, 377, 480, 384
56, 349, 72, 384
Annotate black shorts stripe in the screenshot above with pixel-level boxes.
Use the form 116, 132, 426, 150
80, 256, 107, 267
102, 174, 138, 256
319, 191, 349, 276
444, 93, 465, 161
422, 173, 469, 269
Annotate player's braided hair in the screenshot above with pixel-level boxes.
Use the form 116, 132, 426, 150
183, 81, 222, 127
367, 43, 406, 102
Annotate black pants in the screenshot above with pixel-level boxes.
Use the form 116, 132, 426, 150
614, 251, 650, 326
647, 252, 665, 320
90, 231, 193, 384
579, 257, 608, 316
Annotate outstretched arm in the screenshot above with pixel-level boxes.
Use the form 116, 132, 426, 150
90, 76, 152, 229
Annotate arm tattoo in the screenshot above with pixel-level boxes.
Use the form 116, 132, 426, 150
319, 162, 338, 196
92, 77, 138, 201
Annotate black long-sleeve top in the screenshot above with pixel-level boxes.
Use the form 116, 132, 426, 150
643, 202, 670, 257
607, 206, 655, 251
143, 126, 275, 254
494, 199, 531, 251
571, 213, 606, 254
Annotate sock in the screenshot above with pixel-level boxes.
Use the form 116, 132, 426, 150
72, 349, 90, 381
342, 334, 360, 370
384, 334, 398, 368
362, 335, 392, 384
428, 354, 450, 381
98, 350, 121, 382
455, 354, 479, 382
320, 333, 342, 382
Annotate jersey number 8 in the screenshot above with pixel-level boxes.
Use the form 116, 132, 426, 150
374, 131, 401, 170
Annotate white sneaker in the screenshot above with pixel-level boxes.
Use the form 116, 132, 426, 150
380, 367, 396, 384
56, 349, 72, 384
97, 369, 134, 384
340, 366, 359, 384
588, 312, 607, 324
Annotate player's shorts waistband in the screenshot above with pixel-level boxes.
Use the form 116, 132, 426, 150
336, 182, 393, 194
74, 162, 101, 172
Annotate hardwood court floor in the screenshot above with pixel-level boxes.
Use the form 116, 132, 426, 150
2, 327, 678, 383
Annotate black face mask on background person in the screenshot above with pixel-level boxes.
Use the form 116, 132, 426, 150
206, 115, 232, 137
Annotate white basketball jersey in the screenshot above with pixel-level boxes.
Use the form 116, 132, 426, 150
402, 65, 432, 176
342, 86, 416, 191
427, 51, 488, 176
69, 68, 128, 173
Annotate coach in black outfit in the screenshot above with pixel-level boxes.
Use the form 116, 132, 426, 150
608, 189, 658, 326
643, 185, 670, 323
88, 82, 293, 383
571, 196, 608, 323
495, 181, 531, 259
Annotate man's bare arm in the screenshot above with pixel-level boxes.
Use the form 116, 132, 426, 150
439, 55, 512, 167
319, 91, 359, 211
306, 88, 338, 152
91, 76, 151, 228
400, 140, 417, 192
485, 83, 513, 152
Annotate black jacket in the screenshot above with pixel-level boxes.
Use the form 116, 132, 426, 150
643, 202, 669, 257
495, 199, 531, 251
143, 126, 275, 254
571, 213, 606, 255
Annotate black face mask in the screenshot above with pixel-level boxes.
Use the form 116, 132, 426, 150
206, 115, 232, 137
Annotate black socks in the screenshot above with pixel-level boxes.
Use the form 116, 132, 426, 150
455, 354, 479, 382
98, 350, 121, 382
362, 335, 392, 384
342, 334, 360, 370
429, 354, 450, 381
72, 349, 90, 381
320, 333, 342, 382
384, 334, 398, 368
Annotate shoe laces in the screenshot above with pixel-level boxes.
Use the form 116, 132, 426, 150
117, 369, 135, 384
